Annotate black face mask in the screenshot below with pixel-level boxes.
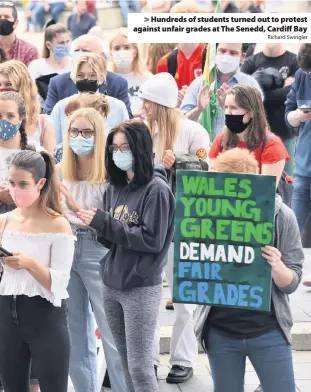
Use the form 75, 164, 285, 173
0, 19, 14, 36
225, 114, 251, 134
76, 79, 99, 93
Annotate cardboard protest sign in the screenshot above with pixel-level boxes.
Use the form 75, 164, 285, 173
173, 170, 276, 312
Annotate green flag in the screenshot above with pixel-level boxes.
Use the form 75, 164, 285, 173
199, 0, 221, 141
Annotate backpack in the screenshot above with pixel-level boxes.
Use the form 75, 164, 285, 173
220, 135, 294, 208
167, 46, 207, 78
168, 153, 209, 196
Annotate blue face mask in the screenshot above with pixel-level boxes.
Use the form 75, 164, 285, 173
0, 119, 20, 141
69, 136, 94, 156
113, 150, 133, 171
53, 44, 70, 59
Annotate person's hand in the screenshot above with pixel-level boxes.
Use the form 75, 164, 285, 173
2, 252, 33, 271
44, 2, 50, 12
163, 150, 176, 170
77, 208, 97, 226
197, 84, 213, 112
60, 184, 80, 213
284, 77, 295, 88
0, 185, 13, 205
177, 85, 188, 108
216, 84, 231, 109
296, 108, 311, 123
262, 246, 282, 270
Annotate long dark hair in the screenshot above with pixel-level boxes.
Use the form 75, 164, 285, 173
223, 84, 267, 150
105, 121, 154, 186
9, 150, 63, 216
0, 91, 31, 150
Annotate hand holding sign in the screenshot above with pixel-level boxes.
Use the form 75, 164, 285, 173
262, 246, 282, 270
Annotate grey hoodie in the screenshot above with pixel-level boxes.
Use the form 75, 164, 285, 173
194, 195, 304, 345
90, 165, 175, 290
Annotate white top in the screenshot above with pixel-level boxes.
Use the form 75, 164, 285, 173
118, 71, 152, 116
153, 117, 210, 164
62, 180, 106, 226
28, 58, 71, 109
28, 59, 71, 81
0, 231, 75, 307
27, 115, 49, 150
0, 147, 21, 185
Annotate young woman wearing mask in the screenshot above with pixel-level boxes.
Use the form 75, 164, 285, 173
0, 60, 56, 155
110, 29, 151, 117
28, 20, 71, 110
0, 92, 32, 214
57, 108, 127, 392
0, 90, 40, 392
51, 54, 129, 145
78, 120, 175, 392
194, 147, 303, 392
139, 72, 210, 384
0, 149, 74, 392
209, 84, 289, 185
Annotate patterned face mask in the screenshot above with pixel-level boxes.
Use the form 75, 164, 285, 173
0, 119, 21, 141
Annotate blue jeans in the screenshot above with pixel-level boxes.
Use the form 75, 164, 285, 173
206, 327, 295, 392
31, 2, 65, 28
67, 228, 127, 392
118, 0, 141, 25
292, 174, 311, 232
283, 136, 296, 177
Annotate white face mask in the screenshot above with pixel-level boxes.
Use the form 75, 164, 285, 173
215, 54, 240, 74
112, 49, 134, 69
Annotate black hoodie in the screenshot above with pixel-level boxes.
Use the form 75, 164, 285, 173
90, 165, 175, 290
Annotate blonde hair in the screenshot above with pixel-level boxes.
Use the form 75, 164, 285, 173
147, 43, 177, 74
212, 148, 258, 174
170, 0, 203, 13
65, 92, 110, 118
70, 53, 107, 83
146, 101, 182, 161
62, 108, 106, 184
109, 29, 146, 75
0, 60, 40, 126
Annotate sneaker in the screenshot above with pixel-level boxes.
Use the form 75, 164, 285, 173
165, 299, 174, 310
166, 365, 193, 384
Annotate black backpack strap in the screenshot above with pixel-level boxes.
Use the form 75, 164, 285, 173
167, 49, 178, 78
260, 134, 272, 167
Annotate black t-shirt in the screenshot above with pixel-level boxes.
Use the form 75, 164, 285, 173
205, 301, 278, 340
241, 51, 299, 139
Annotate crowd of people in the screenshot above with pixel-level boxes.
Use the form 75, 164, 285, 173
0, 0, 309, 392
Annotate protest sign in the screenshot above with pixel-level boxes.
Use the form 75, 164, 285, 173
173, 170, 276, 312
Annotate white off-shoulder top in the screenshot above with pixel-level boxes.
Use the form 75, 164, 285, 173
0, 231, 76, 307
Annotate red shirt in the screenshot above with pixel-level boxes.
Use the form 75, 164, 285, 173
209, 133, 290, 170
8, 37, 39, 66
156, 43, 205, 90
87, 0, 96, 15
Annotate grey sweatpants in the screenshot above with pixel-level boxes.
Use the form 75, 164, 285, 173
103, 284, 162, 392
